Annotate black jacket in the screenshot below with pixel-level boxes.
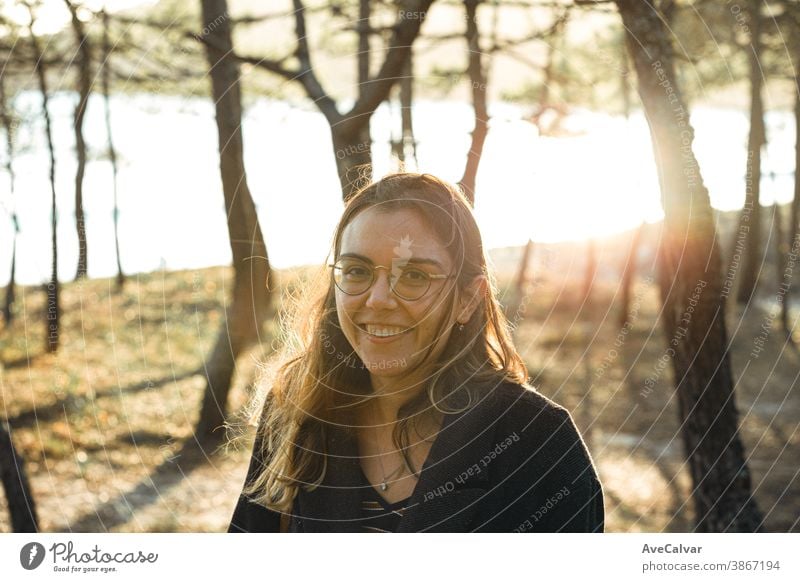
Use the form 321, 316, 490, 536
229, 382, 604, 532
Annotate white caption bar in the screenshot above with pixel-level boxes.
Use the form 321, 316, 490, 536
0, 533, 797, 581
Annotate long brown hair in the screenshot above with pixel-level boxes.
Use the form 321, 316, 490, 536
244, 173, 527, 512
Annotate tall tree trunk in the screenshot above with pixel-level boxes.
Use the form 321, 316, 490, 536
399, 56, 417, 167
0, 73, 17, 325
0, 422, 38, 532
333, 129, 373, 198
620, 32, 631, 119
3, 218, 17, 326
615, 0, 763, 531
771, 200, 791, 337
582, 237, 597, 304
619, 222, 643, 329
458, 0, 489, 206
28, 7, 60, 353
101, 9, 125, 289
788, 50, 800, 331
737, 0, 766, 305
64, 0, 91, 280
197, 0, 272, 438
358, 0, 370, 88
392, 55, 417, 168
346, 0, 372, 193
515, 239, 534, 295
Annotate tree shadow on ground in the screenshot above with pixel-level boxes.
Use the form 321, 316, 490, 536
8, 370, 199, 427
65, 434, 225, 532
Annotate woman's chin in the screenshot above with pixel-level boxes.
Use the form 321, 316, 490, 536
359, 356, 411, 376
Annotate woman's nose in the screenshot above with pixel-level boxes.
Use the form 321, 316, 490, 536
365, 270, 398, 309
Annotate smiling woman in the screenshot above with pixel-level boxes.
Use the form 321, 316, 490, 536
229, 173, 604, 533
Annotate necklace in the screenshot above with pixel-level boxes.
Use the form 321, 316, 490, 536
369, 407, 404, 491
374, 436, 404, 491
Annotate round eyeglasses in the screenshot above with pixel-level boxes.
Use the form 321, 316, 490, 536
330, 258, 453, 301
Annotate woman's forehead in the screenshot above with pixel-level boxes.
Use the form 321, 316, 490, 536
340, 207, 451, 264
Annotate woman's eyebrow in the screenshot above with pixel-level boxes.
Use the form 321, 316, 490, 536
339, 252, 445, 269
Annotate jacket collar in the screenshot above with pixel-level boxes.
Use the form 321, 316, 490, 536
297, 396, 499, 532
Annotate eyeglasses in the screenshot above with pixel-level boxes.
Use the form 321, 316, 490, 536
330, 257, 453, 301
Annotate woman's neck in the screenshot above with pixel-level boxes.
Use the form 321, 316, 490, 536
366, 375, 428, 425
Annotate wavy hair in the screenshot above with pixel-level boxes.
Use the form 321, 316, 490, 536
244, 173, 528, 512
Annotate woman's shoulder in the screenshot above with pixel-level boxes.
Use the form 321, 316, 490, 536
485, 381, 571, 425
477, 381, 590, 458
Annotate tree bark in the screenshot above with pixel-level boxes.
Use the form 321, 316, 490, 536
64, 0, 91, 280
28, 7, 60, 353
197, 0, 272, 438
582, 237, 597, 304
101, 9, 125, 289
458, 0, 489, 206
619, 222, 643, 329
736, 0, 766, 305
0, 73, 17, 325
284, 0, 434, 200
392, 54, 417, 167
0, 423, 39, 532
515, 239, 534, 295
771, 200, 790, 336
615, 0, 763, 531
788, 38, 800, 330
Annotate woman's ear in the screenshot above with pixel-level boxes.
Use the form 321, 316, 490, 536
457, 275, 488, 324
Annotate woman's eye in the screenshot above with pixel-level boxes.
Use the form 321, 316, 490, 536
344, 266, 370, 278
401, 269, 428, 283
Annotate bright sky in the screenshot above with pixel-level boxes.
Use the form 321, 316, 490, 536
0, 0, 157, 35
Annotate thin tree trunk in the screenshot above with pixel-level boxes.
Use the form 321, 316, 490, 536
458, 0, 489, 206
3, 221, 17, 326
64, 0, 91, 280
349, 0, 372, 191
772, 200, 790, 337
196, 0, 272, 438
398, 55, 417, 167
737, 0, 766, 305
788, 51, 800, 331
0, 422, 39, 532
515, 239, 534, 295
390, 54, 416, 167
582, 237, 597, 304
333, 129, 372, 198
619, 222, 643, 329
0, 74, 17, 325
27, 6, 60, 353
615, 0, 763, 531
620, 32, 631, 119
358, 0, 370, 87
101, 9, 125, 289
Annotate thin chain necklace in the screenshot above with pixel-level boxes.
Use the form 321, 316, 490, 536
370, 407, 405, 491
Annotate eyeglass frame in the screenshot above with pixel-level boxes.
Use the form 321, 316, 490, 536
328, 257, 455, 301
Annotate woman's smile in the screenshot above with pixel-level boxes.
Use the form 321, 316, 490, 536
358, 323, 413, 339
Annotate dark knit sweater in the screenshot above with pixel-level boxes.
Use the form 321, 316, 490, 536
229, 382, 604, 533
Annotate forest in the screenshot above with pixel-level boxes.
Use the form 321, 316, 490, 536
0, 0, 798, 533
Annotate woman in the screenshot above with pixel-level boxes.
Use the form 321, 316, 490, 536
229, 173, 604, 533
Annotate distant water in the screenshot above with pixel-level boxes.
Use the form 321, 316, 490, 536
0, 92, 795, 286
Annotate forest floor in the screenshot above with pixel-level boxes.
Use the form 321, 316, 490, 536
0, 248, 798, 532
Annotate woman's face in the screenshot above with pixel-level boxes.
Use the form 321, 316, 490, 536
335, 206, 473, 392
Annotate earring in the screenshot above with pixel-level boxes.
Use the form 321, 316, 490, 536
457, 322, 465, 331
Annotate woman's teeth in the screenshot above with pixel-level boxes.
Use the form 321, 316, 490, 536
363, 324, 409, 337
